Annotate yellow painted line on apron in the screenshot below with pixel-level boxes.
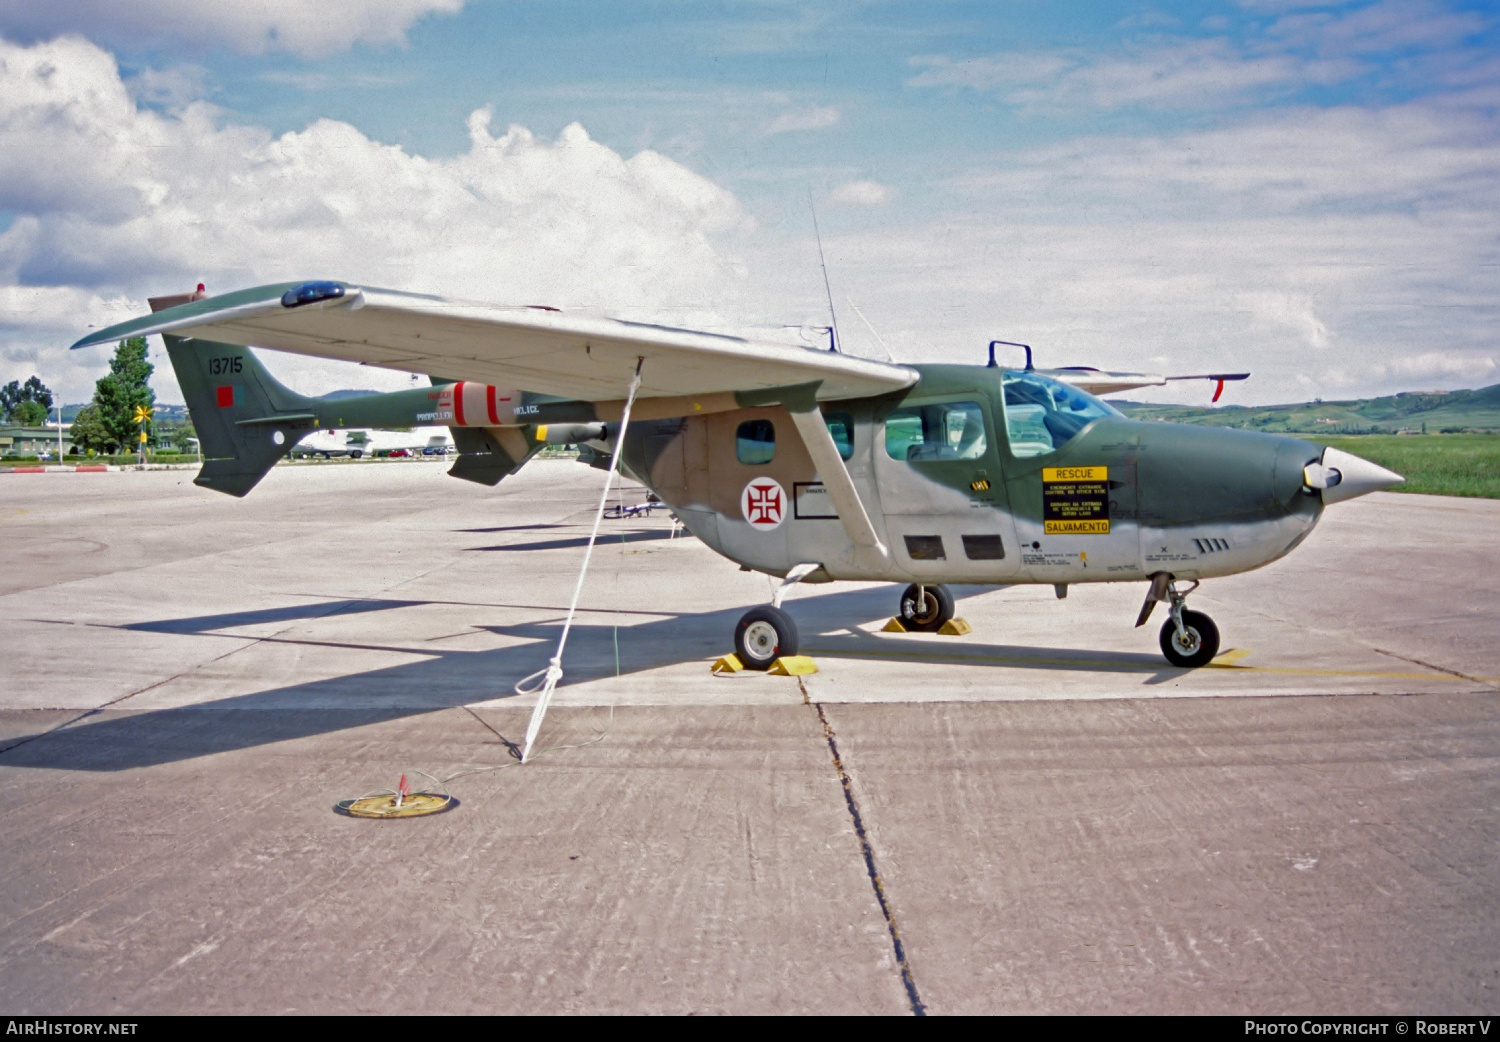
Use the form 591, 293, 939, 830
1211, 648, 1253, 667
802, 644, 1495, 683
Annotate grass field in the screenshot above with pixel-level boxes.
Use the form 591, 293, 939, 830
1310, 434, 1500, 499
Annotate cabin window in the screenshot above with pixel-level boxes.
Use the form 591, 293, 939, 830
824, 411, 855, 461
884, 401, 988, 462
1001, 372, 1119, 458
735, 419, 776, 465
962, 534, 1005, 560
903, 535, 947, 561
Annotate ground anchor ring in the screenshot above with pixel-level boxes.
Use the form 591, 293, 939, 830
335, 792, 457, 819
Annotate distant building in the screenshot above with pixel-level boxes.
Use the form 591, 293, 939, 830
0, 425, 74, 457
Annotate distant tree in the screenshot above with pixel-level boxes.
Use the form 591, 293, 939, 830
172, 421, 198, 452
1, 375, 54, 423
92, 337, 155, 452
69, 404, 114, 454
11, 400, 48, 426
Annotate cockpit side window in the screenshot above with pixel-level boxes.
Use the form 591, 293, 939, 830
884, 401, 988, 462
1001, 373, 1119, 458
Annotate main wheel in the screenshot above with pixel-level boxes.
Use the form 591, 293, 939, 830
899, 583, 955, 633
1159, 609, 1220, 668
734, 606, 799, 671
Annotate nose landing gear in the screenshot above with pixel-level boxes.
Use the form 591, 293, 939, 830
1137, 573, 1221, 668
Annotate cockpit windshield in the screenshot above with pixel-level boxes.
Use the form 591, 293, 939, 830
1001, 372, 1121, 458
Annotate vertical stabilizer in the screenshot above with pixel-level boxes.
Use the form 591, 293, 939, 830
163, 333, 319, 497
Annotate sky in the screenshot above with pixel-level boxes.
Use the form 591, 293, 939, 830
0, 0, 1496, 407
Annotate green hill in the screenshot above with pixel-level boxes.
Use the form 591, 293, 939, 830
1115, 383, 1500, 434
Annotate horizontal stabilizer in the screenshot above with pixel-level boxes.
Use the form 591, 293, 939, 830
1048, 367, 1250, 401
447, 425, 539, 486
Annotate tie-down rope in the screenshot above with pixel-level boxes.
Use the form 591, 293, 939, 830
514, 357, 645, 763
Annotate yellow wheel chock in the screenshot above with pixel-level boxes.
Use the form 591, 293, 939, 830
711, 653, 818, 675
881, 617, 972, 636
768, 655, 819, 676
712, 654, 745, 674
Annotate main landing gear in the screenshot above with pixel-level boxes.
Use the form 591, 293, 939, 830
898, 583, 956, 633
1137, 573, 1221, 668
732, 574, 963, 669
733, 562, 818, 671
734, 606, 798, 670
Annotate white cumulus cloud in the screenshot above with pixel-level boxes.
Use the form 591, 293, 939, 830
0, 36, 749, 401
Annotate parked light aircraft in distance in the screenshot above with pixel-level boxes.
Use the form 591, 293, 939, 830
74, 281, 1403, 670
292, 425, 454, 459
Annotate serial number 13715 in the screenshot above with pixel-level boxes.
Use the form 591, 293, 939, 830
208, 357, 243, 375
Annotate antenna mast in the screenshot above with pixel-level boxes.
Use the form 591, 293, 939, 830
809, 190, 842, 353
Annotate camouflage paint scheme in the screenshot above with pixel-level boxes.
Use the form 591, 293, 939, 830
610, 364, 1325, 587
152, 316, 1323, 593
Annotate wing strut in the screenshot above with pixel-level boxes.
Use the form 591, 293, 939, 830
782, 385, 889, 567
515, 357, 646, 763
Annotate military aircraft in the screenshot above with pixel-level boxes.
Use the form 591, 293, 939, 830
74, 280, 1403, 672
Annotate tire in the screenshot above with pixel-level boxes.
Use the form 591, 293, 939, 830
898, 583, 955, 633
349, 450, 363, 459
1159, 609, 1220, 668
734, 606, 799, 671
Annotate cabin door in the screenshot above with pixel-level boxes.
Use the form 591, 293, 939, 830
872, 396, 1022, 582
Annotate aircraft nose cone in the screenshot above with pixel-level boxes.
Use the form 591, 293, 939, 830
1304, 446, 1404, 505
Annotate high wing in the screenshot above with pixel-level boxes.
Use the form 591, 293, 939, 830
72, 280, 918, 403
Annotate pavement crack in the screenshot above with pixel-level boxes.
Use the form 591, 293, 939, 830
1202, 593, 1498, 692
811, 699, 926, 1017
1365, 646, 1496, 689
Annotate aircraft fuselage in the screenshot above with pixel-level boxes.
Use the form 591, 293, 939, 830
605, 363, 1325, 588
287, 360, 1326, 588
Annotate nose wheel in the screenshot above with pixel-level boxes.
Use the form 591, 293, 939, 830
1159, 608, 1220, 668
898, 583, 955, 633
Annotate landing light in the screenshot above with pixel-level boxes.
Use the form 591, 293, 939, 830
281, 281, 345, 308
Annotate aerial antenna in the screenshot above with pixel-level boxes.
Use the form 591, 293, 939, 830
848, 299, 897, 363
809, 189, 842, 353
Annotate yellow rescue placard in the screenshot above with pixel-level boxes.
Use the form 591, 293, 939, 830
1042, 466, 1106, 482
1042, 465, 1110, 535
1044, 519, 1110, 535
